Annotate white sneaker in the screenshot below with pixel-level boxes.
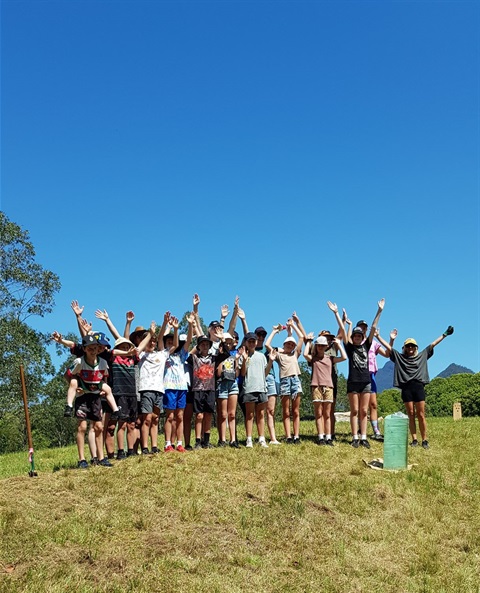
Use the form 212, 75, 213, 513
259, 440, 269, 448
245, 440, 253, 448
269, 439, 281, 445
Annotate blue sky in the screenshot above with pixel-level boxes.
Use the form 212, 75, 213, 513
1, 0, 479, 378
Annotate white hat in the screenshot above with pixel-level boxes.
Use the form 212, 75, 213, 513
315, 336, 329, 346
283, 337, 297, 345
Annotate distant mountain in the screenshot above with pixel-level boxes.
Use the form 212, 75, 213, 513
375, 361, 475, 392
376, 360, 395, 393
436, 364, 474, 379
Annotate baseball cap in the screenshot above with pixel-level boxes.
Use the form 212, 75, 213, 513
82, 335, 98, 347
352, 326, 365, 335
197, 335, 213, 346
403, 338, 418, 347
356, 320, 368, 327
93, 331, 110, 346
254, 326, 267, 336
244, 332, 258, 341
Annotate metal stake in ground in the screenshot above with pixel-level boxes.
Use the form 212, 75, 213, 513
20, 364, 38, 477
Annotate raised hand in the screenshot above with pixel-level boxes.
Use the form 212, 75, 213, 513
390, 329, 398, 341
71, 300, 84, 317
237, 307, 246, 320
286, 318, 294, 328
443, 326, 454, 337
193, 294, 200, 308
51, 331, 62, 343
269, 349, 277, 362
126, 311, 135, 322
187, 313, 195, 324
327, 301, 338, 313
292, 311, 300, 325
378, 298, 385, 310
95, 309, 109, 321
150, 321, 157, 334
342, 308, 351, 324
221, 304, 229, 318
214, 326, 223, 339
163, 311, 171, 325
273, 323, 283, 332
80, 318, 92, 333
307, 332, 314, 340
170, 316, 179, 329
234, 295, 239, 308
236, 345, 246, 359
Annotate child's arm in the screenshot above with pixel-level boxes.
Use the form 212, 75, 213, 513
332, 338, 348, 364
265, 325, 281, 353
303, 335, 313, 363
430, 326, 454, 349
227, 296, 240, 335
95, 309, 122, 340
137, 321, 156, 353
292, 311, 308, 340
51, 331, 75, 349
235, 347, 246, 377
237, 306, 249, 335
157, 311, 170, 349
220, 304, 229, 330
192, 293, 202, 336
184, 313, 195, 352
327, 301, 347, 343
169, 316, 180, 354
342, 308, 353, 342
266, 349, 276, 376
124, 310, 135, 339
112, 346, 137, 357
71, 300, 86, 337
376, 329, 397, 356
368, 299, 385, 343
79, 317, 92, 336
291, 320, 305, 358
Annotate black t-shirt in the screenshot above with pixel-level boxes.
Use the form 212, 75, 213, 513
345, 338, 371, 383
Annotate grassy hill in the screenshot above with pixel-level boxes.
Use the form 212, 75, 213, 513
1, 418, 479, 593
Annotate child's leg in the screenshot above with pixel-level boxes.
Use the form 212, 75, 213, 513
415, 402, 427, 441
77, 419, 87, 461
313, 401, 323, 436
404, 401, 417, 440
266, 396, 278, 442
102, 384, 119, 413
88, 425, 97, 459
227, 394, 237, 443
255, 402, 267, 439
126, 421, 137, 450
292, 395, 301, 438
323, 401, 332, 437
217, 398, 227, 442
150, 411, 159, 450
116, 420, 126, 452
203, 412, 212, 434
194, 412, 204, 439
359, 392, 370, 438
93, 420, 105, 461
369, 392, 380, 433
183, 401, 193, 447
164, 410, 174, 444
244, 402, 255, 438
104, 413, 116, 457
175, 408, 184, 444
67, 377, 79, 407
140, 413, 153, 449
281, 396, 291, 438
134, 416, 142, 453
348, 392, 359, 438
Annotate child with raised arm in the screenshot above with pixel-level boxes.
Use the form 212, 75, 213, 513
216, 332, 242, 447
377, 325, 454, 449
265, 314, 305, 444
333, 299, 385, 449
238, 333, 274, 448
161, 314, 194, 453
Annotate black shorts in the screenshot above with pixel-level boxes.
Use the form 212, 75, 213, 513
75, 394, 103, 422
193, 390, 216, 414
401, 380, 426, 403
347, 381, 372, 394
116, 395, 138, 422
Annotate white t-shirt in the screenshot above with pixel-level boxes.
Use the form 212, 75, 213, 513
138, 349, 168, 393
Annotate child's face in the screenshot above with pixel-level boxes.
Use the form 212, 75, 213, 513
283, 341, 295, 354
146, 337, 156, 352
97, 344, 107, 353
352, 333, 364, 345
315, 345, 327, 355
164, 336, 174, 349
246, 338, 257, 353
224, 338, 234, 350
117, 343, 131, 352
84, 344, 98, 357
256, 333, 267, 347
198, 341, 210, 356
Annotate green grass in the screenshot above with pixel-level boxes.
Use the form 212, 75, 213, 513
1, 418, 479, 593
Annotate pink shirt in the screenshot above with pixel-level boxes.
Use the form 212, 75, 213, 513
368, 340, 382, 373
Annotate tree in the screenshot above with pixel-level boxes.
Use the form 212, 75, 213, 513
0, 212, 61, 452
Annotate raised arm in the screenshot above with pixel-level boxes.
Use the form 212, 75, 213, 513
376, 328, 397, 356
137, 321, 157, 353
265, 325, 282, 352
184, 313, 195, 352
332, 338, 347, 364
327, 301, 347, 343
237, 306, 249, 335
51, 331, 75, 349
291, 318, 305, 357
430, 326, 454, 349
157, 311, 170, 349
124, 310, 135, 339
71, 300, 87, 337
303, 334, 314, 363
168, 316, 180, 354
95, 309, 122, 340
368, 298, 385, 343
292, 311, 308, 340
342, 308, 353, 342
227, 296, 240, 335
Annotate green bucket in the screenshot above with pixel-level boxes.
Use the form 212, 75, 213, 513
383, 412, 409, 470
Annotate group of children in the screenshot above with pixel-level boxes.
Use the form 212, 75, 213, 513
52, 296, 454, 468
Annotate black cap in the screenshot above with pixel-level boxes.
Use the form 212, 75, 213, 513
197, 335, 213, 346
356, 320, 368, 327
209, 320, 222, 328
82, 335, 97, 347
245, 332, 258, 341
254, 326, 267, 336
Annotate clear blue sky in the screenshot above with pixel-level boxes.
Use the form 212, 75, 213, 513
1, 0, 479, 378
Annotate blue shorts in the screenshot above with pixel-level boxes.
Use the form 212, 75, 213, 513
266, 374, 278, 396
163, 389, 187, 410
217, 378, 239, 399
370, 373, 378, 394
280, 376, 302, 397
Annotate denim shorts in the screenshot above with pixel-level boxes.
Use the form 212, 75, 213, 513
163, 389, 187, 410
217, 378, 239, 399
280, 376, 302, 397
266, 374, 278, 396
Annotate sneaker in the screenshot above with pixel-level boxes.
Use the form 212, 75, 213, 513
410, 439, 418, 447
373, 433, 384, 441
245, 440, 253, 448
141, 448, 150, 455
126, 450, 137, 457
164, 445, 175, 452
269, 440, 281, 445
259, 440, 269, 448
217, 440, 227, 448
351, 439, 360, 449
316, 437, 325, 446
64, 405, 74, 418
360, 439, 371, 449
285, 437, 294, 444
185, 445, 193, 451
194, 441, 202, 450
151, 447, 160, 454
422, 440, 429, 449
331, 434, 336, 441
325, 439, 334, 447
78, 459, 89, 469
116, 450, 126, 460
176, 445, 186, 453
202, 442, 214, 449
98, 458, 113, 467
229, 440, 240, 449
110, 406, 122, 420
90, 457, 99, 465
293, 437, 301, 445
